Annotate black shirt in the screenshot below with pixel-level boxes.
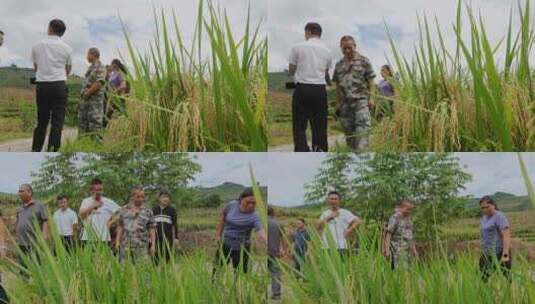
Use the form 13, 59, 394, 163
152, 205, 178, 245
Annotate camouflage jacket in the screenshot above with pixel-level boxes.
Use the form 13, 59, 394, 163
118, 203, 155, 249
386, 212, 414, 254
333, 52, 376, 100
81, 60, 106, 100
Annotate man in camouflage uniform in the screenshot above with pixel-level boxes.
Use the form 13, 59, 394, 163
383, 199, 418, 270
332, 35, 376, 151
115, 187, 156, 262
79, 47, 106, 137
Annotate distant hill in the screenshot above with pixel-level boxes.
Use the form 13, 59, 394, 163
268, 72, 291, 91
0, 66, 35, 88
468, 192, 534, 212
0, 66, 82, 89
197, 182, 267, 203
280, 192, 533, 213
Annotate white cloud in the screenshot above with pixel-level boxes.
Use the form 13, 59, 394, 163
0, 0, 266, 75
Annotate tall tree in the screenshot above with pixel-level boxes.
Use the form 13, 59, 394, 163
31, 153, 201, 209
305, 153, 472, 240
304, 153, 356, 204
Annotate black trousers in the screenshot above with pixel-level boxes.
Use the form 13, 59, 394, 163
292, 83, 328, 152
154, 240, 173, 265
32, 81, 68, 152
479, 250, 512, 282
214, 243, 251, 273
61, 236, 75, 252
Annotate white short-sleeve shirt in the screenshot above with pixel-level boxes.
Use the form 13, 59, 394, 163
53, 208, 78, 236
80, 196, 120, 241
288, 37, 332, 85
319, 208, 358, 249
31, 35, 72, 82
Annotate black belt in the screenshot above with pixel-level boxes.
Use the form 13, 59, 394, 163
296, 83, 326, 87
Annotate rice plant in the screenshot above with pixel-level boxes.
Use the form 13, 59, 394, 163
1, 230, 267, 303
108, 0, 267, 151
0, 169, 269, 303
278, 225, 535, 303
373, 0, 535, 152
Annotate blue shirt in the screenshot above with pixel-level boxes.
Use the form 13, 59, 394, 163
480, 211, 509, 253
292, 228, 310, 257
222, 200, 262, 250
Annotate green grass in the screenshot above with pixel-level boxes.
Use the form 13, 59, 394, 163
1, 234, 267, 303
276, 225, 535, 303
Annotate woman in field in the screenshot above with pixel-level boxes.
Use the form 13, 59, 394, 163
104, 59, 129, 126
374, 65, 395, 120
214, 188, 266, 273
478, 196, 512, 282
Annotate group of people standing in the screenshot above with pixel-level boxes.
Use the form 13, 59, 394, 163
29, 19, 128, 152
0, 179, 179, 268
0, 180, 266, 279
288, 22, 395, 152
267, 192, 513, 300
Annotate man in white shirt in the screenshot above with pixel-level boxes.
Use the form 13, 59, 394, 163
288, 22, 332, 152
52, 195, 79, 251
316, 191, 362, 257
31, 19, 73, 152
79, 178, 120, 247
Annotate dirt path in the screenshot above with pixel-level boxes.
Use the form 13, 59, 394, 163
268, 134, 346, 152
0, 128, 78, 152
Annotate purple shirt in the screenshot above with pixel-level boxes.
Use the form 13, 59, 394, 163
378, 79, 394, 97
222, 200, 262, 249
108, 71, 124, 90
480, 211, 509, 253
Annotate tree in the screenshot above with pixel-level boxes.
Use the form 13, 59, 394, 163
31, 153, 201, 209
304, 152, 355, 204
305, 153, 472, 240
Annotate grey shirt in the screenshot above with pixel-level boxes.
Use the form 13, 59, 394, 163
222, 200, 263, 250
268, 217, 282, 257
15, 201, 48, 246
481, 211, 509, 254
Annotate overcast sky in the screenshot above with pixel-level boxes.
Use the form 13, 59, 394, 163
0, 0, 266, 75
267, 153, 535, 207
0, 153, 268, 194
268, 0, 535, 74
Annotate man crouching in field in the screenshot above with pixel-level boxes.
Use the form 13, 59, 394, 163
79, 47, 106, 139
316, 191, 361, 258
383, 199, 418, 270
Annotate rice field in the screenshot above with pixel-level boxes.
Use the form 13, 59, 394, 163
372, 0, 535, 152
273, 224, 535, 304
104, 0, 267, 152
0, 231, 267, 304
0, 168, 269, 303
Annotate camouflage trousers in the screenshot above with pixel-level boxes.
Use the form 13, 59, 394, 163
119, 245, 149, 263
338, 99, 370, 151
390, 247, 412, 270
78, 96, 104, 135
